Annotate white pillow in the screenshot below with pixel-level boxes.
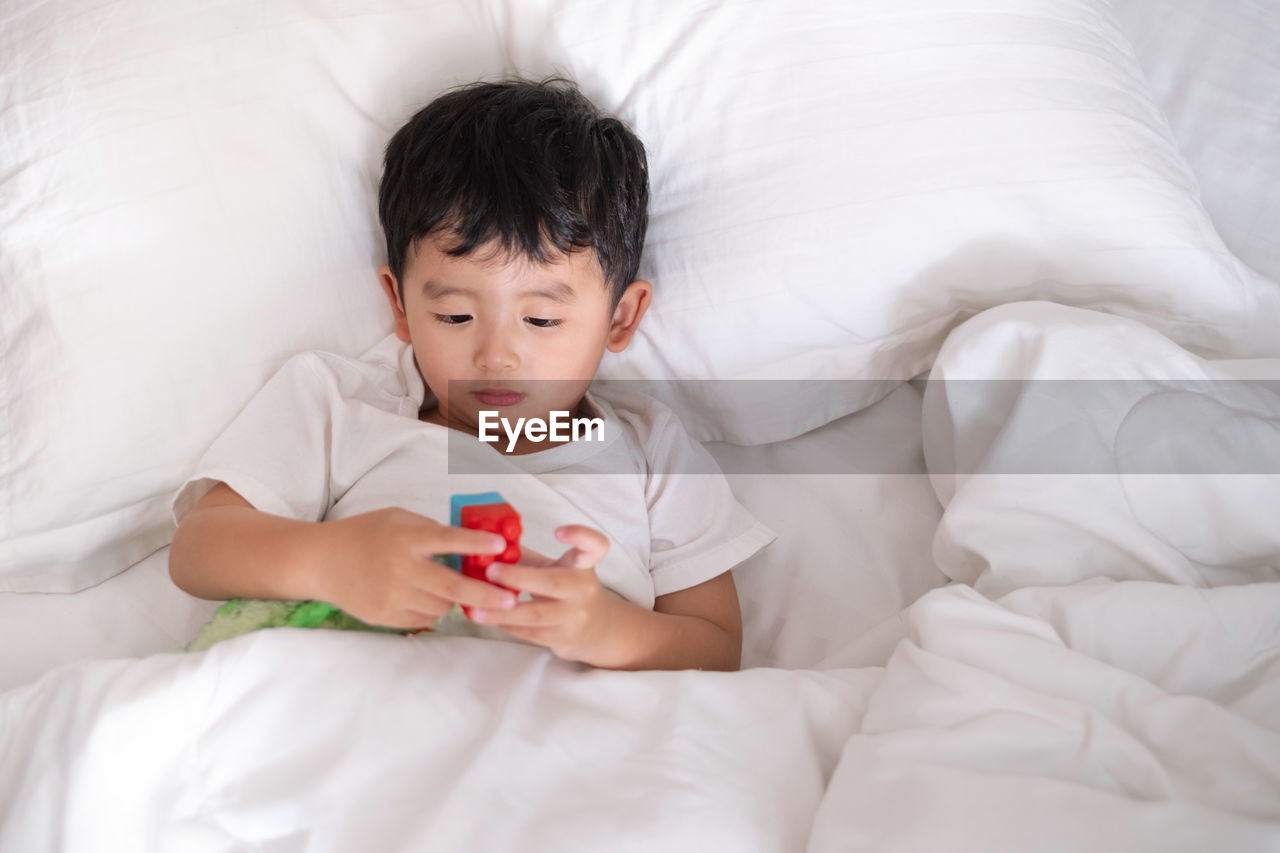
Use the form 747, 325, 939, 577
1, 0, 506, 591
488, 0, 1280, 441
1111, 0, 1280, 284
4, 0, 1277, 592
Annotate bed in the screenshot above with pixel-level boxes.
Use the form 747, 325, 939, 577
1, 0, 1278, 849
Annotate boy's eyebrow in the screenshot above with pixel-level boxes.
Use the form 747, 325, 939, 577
421, 280, 465, 300
522, 282, 576, 303
420, 280, 577, 303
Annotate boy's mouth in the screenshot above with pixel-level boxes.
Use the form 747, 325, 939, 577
473, 389, 526, 407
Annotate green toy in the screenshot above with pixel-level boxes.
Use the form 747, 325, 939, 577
184, 557, 473, 652
184, 598, 423, 651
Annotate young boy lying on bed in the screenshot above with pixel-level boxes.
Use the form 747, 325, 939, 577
168, 78, 774, 672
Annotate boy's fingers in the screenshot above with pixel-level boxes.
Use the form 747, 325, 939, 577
484, 564, 587, 600
493, 623, 555, 647
472, 598, 568, 627
554, 525, 609, 565
552, 547, 593, 569
420, 525, 507, 558
414, 562, 518, 610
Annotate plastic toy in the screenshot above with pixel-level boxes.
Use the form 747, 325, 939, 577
449, 491, 523, 619
184, 597, 404, 652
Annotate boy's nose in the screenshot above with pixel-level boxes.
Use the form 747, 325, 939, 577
474, 331, 518, 372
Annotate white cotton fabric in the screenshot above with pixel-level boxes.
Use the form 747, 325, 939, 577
922, 301, 1280, 597
170, 334, 774, 617
0, 629, 882, 853
804, 302, 1280, 852
807, 581, 1280, 853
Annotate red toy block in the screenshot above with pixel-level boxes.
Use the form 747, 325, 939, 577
458, 501, 522, 619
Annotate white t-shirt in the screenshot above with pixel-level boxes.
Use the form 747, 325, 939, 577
172, 334, 775, 628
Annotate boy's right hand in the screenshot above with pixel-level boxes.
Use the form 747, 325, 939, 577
314, 507, 517, 629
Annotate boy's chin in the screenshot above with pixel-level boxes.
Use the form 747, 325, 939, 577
448, 402, 578, 427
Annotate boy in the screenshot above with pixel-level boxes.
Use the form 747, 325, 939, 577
169, 78, 774, 671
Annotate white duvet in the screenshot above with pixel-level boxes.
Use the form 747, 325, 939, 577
3, 302, 1279, 851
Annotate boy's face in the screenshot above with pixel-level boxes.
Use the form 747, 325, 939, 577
378, 236, 650, 450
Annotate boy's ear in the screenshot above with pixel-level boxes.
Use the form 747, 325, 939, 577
606, 280, 652, 353
378, 265, 412, 342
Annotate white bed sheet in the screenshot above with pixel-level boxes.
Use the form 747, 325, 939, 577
808, 300, 1280, 851
0, 381, 945, 693
0, 547, 220, 694
0, 622, 885, 853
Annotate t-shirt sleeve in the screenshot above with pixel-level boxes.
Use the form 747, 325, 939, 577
170, 353, 335, 525
644, 412, 776, 598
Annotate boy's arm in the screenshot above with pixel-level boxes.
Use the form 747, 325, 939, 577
591, 572, 743, 672
170, 483, 518, 628
169, 482, 334, 601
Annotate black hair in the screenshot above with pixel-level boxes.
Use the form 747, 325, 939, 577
378, 77, 649, 306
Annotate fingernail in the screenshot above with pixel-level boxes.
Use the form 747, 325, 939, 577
486, 565, 501, 581
489, 535, 507, 552
471, 609, 488, 622
502, 594, 516, 609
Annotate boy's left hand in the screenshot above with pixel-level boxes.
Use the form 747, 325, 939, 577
468, 524, 613, 663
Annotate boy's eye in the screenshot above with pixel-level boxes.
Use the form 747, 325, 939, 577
434, 314, 472, 325
525, 317, 561, 328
